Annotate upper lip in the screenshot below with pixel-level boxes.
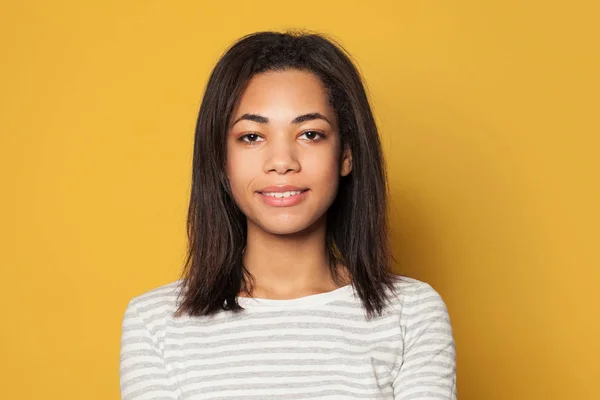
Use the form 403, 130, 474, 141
257, 185, 308, 193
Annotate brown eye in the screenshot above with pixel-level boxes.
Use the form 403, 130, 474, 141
299, 131, 325, 141
239, 133, 264, 144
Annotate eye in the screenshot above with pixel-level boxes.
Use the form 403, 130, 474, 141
299, 131, 325, 141
238, 133, 264, 144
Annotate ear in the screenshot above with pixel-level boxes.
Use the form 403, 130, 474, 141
340, 146, 353, 177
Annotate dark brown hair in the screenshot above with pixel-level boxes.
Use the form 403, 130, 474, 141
175, 30, 401, 320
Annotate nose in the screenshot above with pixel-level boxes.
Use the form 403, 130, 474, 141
263, 137, 301, 174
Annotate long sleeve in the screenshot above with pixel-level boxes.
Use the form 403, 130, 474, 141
392, 282, 457, 399
119, 299, 180, 400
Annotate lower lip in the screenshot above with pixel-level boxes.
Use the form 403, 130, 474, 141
257, 190, 309, 207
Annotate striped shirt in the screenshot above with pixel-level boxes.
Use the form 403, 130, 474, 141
119, 275, 456, 399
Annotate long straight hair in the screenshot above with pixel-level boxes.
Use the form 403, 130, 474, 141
175, 30, 401, 320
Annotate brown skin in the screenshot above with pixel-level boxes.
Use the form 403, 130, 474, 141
225, 69, 353, 300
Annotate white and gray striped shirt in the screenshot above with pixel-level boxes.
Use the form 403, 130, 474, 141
120, 275, 456, 399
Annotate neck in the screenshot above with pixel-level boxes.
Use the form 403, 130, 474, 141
239, 215, 350, 299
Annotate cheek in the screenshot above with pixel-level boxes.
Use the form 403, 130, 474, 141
226, 149, 257, 196
303, 147, 341, 184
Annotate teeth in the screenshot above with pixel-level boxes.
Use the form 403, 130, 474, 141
262, 190, 303, 198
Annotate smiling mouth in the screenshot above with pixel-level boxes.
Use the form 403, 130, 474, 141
256, 189, 310, 207
258, 189, 309, 198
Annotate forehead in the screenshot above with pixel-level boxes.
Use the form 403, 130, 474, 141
231, 69, 334, 119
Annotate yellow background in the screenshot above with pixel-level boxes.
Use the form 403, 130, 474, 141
1, 1, 598, 399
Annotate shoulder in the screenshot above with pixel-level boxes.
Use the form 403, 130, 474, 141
390, 274, 444, 300
122, 279, 183, 329
389, 275, 452, 323
389, 276, 456, 397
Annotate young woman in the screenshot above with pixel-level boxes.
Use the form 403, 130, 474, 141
120, 31, 456, 399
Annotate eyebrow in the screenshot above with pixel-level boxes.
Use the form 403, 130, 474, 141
231, 112, 331, 127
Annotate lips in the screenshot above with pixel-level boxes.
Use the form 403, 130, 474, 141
257, 185, 308, 194
256, 186, 310, 207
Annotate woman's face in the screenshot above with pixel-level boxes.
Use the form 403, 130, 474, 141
226, 69, 352, 235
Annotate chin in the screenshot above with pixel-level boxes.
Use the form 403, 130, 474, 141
252, 213, 324, 236
258, 219, 310, 236
263, 226, 306, 236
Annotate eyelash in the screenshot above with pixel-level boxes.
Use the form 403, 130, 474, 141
238, 131, 325, 145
